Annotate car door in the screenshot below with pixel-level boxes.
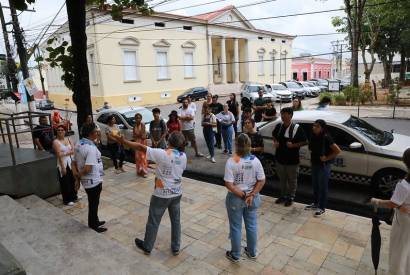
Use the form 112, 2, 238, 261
96, 112, 112, 145
112, 113, 133, 142
326, 124, 368, 178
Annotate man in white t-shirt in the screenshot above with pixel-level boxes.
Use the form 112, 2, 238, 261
72, 123, 107, 233
116, 131, 187, 256
186, 95, 197, 114
178, 98, 203, 157
224, 133, 266, 262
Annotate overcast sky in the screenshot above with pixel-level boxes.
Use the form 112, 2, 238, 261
0, 0, 346, 59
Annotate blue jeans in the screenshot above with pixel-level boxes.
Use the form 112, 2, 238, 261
221, 125, 233, 154
143, 195, 181, 252
225, 192, 261, 259
203, 127, 215, 157
311, 163, 332, 210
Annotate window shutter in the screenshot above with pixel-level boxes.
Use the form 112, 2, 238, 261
184, 52, 194, 78
123, 50, 138, 81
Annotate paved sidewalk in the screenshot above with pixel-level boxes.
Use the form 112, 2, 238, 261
47, 163, 391, 274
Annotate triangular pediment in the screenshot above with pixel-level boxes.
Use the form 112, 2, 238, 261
210, 8, 255, 30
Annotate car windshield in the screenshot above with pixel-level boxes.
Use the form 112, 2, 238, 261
122, 109, 154, 126
183, 88, 194, 95
343, 116, 393, 146
285, 82, 300, 88
304, 83, 314, 87
272, 85, 286, 90
248, 85, 263, 93
318, 80, 328, 85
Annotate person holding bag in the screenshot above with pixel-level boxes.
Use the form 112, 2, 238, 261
53, 124, 78, 206
370, 148, 410, 275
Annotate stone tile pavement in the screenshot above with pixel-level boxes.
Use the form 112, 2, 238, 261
47, 163, 392, 274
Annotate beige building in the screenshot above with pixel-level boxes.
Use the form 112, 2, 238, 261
43, 5, 294, 109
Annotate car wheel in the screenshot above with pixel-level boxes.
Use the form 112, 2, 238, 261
259, 154, 276, 179
372, 169, 406, 199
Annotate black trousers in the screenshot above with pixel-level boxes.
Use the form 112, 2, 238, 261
107, 143, 125, 169
85, 182, 102, 229
57, 166, 77, 204
214, 121, 222, 148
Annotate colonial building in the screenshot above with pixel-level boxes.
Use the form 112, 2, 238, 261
43, 5, 294, 108
291, 56, 332, 81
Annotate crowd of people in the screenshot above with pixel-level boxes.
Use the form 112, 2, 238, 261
30, 91, 410, 273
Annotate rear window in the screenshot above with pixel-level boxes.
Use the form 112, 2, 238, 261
248, 85, 262, 93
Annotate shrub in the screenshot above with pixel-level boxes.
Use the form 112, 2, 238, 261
342, 86, 360, 103
359, 83, 373, 104
333, 93, 347, 105
319, 92, 333, 103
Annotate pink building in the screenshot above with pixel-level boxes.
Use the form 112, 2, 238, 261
291, 57, 332, 81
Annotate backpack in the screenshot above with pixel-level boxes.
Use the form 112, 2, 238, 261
276, 123, 299, 140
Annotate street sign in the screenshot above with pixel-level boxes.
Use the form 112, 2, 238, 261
23, 78, 38, 96
328, 80, 340, 92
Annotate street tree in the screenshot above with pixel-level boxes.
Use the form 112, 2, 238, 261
15, 0, 151, 129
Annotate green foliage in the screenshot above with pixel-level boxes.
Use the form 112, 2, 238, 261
46, 39, 75, 90
333, 93, 347, 105
387, 83, 401, 104
342, 86, 360, 103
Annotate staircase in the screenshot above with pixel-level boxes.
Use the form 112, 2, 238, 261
0, 195, 167, 275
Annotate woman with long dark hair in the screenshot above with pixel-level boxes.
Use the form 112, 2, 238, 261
53, 124, 77, 205
227, 93, 240, 135
133, 113, 148, 177
202, 103, 217, 163
305, 119, 341, 216
166, 110, 181, 137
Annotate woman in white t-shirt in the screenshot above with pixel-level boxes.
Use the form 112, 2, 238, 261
224, 133, 266, 262
217, 104, 236, 155
115, 131, 187, 256
370, 148, 410, 275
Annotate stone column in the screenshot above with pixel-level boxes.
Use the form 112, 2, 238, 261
208, 36, 213, 86
221, 37, 227, 84
233, 38, 239, 83
244, 39, 249, 82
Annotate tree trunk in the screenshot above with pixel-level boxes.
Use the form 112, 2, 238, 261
66, 0, 92, 130
381, 55, 392, 88
351, 42, 359, 87
399, 47, 406, 83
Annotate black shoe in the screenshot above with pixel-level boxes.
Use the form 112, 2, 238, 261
225, 251, 240, 263
304, 204, 317, 211
172, 249, 180, 256
93, 227, 107, 233
98, 221, 106, 227
275, 197, 286, 204
135, 238, 150, 255
314, 209, 326, 217
244, 247, 257, 259
284, 198, 293, 207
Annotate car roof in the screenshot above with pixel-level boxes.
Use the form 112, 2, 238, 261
292, 110, 351, 124
98, 106, 148, 114
245, 82, 264, 86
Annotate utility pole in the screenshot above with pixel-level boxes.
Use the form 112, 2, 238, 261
331, 40, 348, 79
9, 0, 32, 110
0, 3, 18, 96
34, 47, 46, 98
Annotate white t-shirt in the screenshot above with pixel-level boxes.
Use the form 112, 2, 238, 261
147, 147, 187, 198
216, 111, 235, 126
74, 138, 104, 189
178, 107, 195, 131
224, 154, 265, 193
189, 102, 197, 114
391, 179, 410, 210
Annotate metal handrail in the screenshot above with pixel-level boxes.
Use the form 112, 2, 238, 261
0, 111, 52, 166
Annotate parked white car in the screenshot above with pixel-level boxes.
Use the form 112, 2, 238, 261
265, 84, 293, 102
299, 81, 320, 97
257, 110, 409, 198
95, 107, 154, 146
240, 82, 275, 103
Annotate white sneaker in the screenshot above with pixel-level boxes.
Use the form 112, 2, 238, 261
205, 155, 211, 159
67, 202, 74, 206
211, 157, 216, 163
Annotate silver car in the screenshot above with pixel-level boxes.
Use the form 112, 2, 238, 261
279, 81, 306, 99
95, 107, 154, 146
265, 84, 293, 102
240, 82, 275, 103
299, 81, 320, 97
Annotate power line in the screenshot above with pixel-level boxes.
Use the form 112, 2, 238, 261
84, 48, 362, 68
87, 0, 404, 38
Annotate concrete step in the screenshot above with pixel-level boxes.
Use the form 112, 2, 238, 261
0, 195, 167, 275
